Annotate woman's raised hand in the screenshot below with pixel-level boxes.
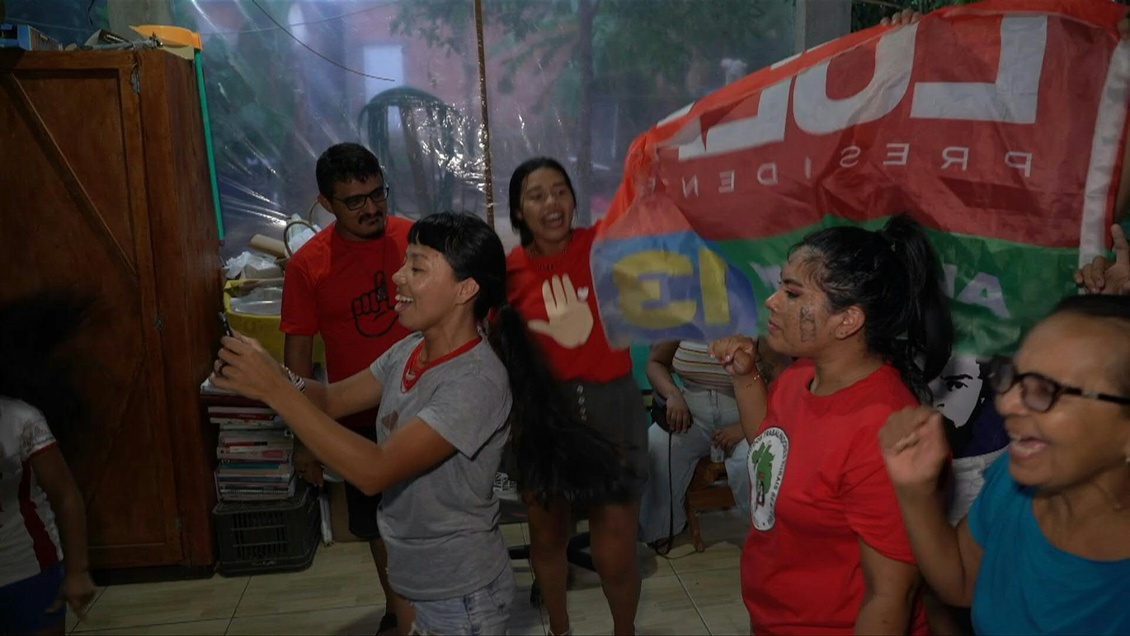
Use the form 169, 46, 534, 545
879, 406, 950, 496
211, 332, 293, 403
1075, 224, 1130, 296
708, 335, 759, 378
880, 9, 922, 27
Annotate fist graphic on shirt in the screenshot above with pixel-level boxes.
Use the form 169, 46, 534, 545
527, 274, 594, 349
353, 271, 398, 337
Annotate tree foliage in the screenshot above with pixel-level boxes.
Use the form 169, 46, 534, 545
392, 0, 794, 222
393, 0, 792, 103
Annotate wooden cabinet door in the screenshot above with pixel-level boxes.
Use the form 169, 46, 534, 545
0, 51, 184, 567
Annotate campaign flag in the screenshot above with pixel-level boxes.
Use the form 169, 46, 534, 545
592, 0, 1130, 354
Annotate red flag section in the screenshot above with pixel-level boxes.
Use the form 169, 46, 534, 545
599, 0, 1129, 252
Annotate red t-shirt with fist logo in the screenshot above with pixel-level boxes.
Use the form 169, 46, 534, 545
282, 217, 412, 429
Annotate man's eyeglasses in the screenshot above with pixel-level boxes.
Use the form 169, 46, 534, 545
334, 185, 389, 211
986, 356, 1130, 413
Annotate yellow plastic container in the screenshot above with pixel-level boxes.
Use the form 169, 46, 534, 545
223, 281, 325, 365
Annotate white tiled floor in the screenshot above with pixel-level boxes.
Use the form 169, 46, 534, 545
67, 511, 750, 635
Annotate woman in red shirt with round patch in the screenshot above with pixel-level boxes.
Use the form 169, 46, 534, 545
712, 214, 953, 635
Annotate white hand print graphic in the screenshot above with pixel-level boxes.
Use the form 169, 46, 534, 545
527, 274, 594, 349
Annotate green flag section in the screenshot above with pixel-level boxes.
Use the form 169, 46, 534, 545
710, 218, 1080, 354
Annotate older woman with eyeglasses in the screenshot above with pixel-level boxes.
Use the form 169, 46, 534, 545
880, 294, 1130, 635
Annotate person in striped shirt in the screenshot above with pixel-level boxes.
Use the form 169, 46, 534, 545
639, 340, 788, 547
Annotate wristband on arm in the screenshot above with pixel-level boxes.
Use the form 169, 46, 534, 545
282, 366, 307, 393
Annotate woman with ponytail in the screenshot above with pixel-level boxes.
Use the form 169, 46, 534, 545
710, 213, 954, 634
214, 212, 618, 634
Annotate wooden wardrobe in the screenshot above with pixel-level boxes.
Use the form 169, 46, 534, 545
0, 48, 223, 572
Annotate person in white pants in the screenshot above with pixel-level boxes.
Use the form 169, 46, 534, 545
639, 340, 753, 546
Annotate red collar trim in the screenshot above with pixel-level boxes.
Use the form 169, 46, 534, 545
401, 337, 482, 392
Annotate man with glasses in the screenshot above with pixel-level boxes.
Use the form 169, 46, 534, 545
280, 142, 411, 634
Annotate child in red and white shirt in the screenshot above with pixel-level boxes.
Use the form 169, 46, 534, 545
0, 293, 96, 635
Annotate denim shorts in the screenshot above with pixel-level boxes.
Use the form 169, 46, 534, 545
0, 564, 66, 634
407, 567, 515, 635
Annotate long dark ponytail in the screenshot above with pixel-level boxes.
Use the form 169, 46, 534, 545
796, 213, 954, 401
410, 212, 625, 504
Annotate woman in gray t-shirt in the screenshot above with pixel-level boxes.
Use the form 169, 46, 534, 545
214, 212, 602, 634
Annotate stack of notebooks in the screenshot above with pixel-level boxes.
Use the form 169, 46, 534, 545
212, 405, 296, 501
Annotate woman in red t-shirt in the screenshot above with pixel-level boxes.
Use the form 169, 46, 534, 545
711, 214, 953, 635
505, 157, 648, 636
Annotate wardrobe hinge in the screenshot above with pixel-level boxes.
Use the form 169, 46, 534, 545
154, 313, 165, 332
131, 67, 140, 94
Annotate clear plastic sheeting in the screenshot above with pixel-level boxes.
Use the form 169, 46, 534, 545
8, 0, 795, 258
474, 0, 796, 239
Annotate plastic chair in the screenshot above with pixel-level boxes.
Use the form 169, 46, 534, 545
358, 87, 476, 218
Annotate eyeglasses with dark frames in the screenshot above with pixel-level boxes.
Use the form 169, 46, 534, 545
985, 356, 1130, 413
334, 185, 390, 211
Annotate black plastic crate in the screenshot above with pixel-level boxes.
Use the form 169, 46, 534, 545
213, 484, 320, 576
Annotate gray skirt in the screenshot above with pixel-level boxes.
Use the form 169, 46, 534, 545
559, 373, 650, 502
